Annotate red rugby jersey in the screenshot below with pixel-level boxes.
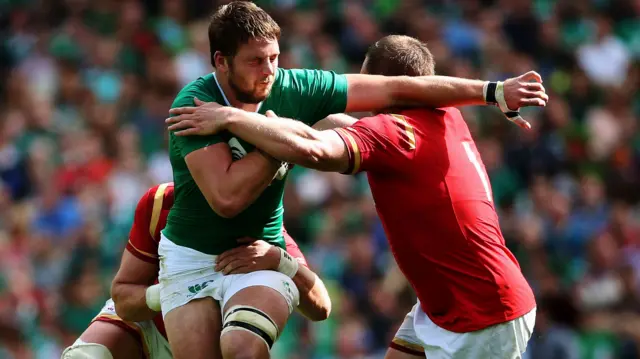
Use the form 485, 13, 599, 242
115, 183, 308, 339
333, 108, 535, 333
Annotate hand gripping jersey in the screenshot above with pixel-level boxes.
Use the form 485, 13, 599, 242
333, 108, 536, 333
96, 183, 310, 339
166, 69, 348, 254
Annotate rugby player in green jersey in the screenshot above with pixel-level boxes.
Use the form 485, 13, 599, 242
159, 2, 549, 359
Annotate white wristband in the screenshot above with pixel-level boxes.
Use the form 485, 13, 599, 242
495, 81, 512, 112
277, 247, 299, 278
145, 284, 161, 312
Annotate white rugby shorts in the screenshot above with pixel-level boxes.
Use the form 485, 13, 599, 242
157, 234, 299, 317
391, 301, 536, 359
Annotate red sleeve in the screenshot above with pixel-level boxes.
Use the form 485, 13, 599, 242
332, 114, 416, 174
282, 228, 309, 268
125, 184, 171, 264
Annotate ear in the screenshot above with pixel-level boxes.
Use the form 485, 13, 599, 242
213, 51, 229, 72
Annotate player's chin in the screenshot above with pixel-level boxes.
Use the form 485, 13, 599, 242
253, 88, 271, 101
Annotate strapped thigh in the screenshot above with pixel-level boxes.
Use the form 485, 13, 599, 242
61, 340, 114, 359
221, 305, 279, 349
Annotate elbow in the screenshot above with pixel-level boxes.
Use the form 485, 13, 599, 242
309, 301, 332, 322
208, 194, 245, 218
110, 280, 121, 303
317, 303, 332, 321
110, 283, 131, 320
302, 142, 333, 168
114, 301, 135, 322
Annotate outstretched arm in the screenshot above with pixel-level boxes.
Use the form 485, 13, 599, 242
344, 71, 547, 113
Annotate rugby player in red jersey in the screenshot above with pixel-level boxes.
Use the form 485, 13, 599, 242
166, 35, 541, 359
61, 183, 330, 359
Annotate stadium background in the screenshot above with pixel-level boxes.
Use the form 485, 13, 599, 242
1, 0, 640, 358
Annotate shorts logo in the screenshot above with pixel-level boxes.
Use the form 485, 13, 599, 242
282, 280, 294, 304
187, 280, 215, 297
228, 138, 247, 161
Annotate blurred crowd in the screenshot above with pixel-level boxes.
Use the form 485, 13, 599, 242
1, 0, 640, 358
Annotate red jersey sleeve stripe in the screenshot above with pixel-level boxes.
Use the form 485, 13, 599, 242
391, 114, 416, 150
389, 338, 425, 357
149, 183, 170, 241
126, 240, 159, 264
334, 128, 361, 174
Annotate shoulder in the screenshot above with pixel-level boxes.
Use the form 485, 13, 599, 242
164, 183, 175, 205
172, 73, 217, 107
400, 107, 452, 122
140, 183, 174, 212
277, 68, 343, 87
352, 113, 401, 133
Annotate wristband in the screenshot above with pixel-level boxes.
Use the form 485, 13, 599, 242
485, 81, 526, 126
276, 247, 299, 278
483, 81, 499, 106
145, 284, 161, 312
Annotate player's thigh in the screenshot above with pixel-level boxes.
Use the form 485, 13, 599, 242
63, 321, 143, 359
163, 297, 223, 359
158, 235, 225, 359
220, 271, 299, 359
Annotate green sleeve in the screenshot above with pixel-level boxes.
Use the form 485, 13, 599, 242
170, 80, 225, 157
283, 69, 348, 126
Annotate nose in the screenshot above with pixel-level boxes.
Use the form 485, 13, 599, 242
262, 60, 275, 76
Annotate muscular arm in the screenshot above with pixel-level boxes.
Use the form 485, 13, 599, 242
111, 251, 159, 322
293, 265, 331, 321
344, 74, 486, 112
343, 71, 546, 112
185, 143, 282, 218
224, 109, 348, 172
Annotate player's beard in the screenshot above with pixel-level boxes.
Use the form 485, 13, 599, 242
228, 66, 271, 104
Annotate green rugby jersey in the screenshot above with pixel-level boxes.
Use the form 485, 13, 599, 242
163, 68, 348, 254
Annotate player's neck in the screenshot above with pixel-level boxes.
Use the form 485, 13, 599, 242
213, 72, 260, 112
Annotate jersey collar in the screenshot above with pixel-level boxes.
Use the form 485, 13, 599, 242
212, 72, 263, 113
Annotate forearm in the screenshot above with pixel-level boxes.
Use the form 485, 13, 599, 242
345, 74, 486, 112
111, 283, 157, 322
220, 151, 280, 211
293, 266, 331, 321
398, 76, 486, 107
226, 111, 325, 168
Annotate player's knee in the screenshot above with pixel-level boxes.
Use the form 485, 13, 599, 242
61, 340, 114, 359
220, 305, 279, 359
221, 333, 266, 359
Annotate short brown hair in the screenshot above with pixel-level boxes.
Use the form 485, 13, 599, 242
208, 1, 281, 65
364, 35, 435, 77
